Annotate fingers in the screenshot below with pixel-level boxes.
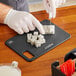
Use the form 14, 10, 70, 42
25, 20, 35, 31
45, 0, 56, 18
32, 16, 45, 34
18, 20, 29, 33
15, 28, 24, 34
51, 0, 56, 18
19, 19, 35, 34
22, 25, 29, 33
13, 25, 24, 34
45, 0, 66, 18
43, 0, 50, 13
19, 17, 45, 34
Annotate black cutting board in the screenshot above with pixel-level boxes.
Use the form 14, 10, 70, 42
5, 20, 71, 62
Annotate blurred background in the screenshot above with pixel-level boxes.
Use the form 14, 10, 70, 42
28, 0, 76, 12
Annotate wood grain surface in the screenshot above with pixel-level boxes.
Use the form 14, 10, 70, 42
0, 5, 76, 76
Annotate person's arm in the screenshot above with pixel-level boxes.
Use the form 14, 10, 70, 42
0, 3, 45, 34
0, 3, 11, 23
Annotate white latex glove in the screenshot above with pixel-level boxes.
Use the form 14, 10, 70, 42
43, 0, 66, 18
4, 9, 45, 34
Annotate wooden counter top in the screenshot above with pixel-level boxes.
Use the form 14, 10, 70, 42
0, 5, 76, 76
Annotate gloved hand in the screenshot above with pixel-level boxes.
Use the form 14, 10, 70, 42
43, 0, 66, 18
4, 9, 45, 34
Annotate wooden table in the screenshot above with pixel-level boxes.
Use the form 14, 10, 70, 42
0, 5, 76, 76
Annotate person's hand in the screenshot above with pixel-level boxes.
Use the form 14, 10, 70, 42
43, 0, 66, 18
4, 9, 45, 34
